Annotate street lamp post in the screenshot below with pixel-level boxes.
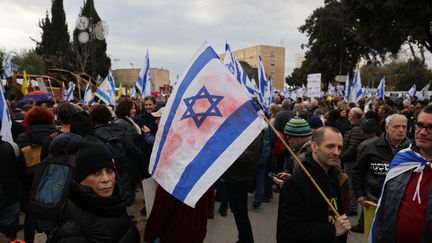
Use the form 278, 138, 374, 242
76, 15, 109, 79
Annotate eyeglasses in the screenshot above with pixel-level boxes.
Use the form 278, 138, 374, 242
415, 122, 432, 134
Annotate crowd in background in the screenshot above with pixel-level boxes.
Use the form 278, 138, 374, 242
0, 91, 431, 243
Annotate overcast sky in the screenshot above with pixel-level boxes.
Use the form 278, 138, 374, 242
0, 0, 326, 80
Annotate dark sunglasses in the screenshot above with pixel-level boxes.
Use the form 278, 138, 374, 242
415, 122, 432, 133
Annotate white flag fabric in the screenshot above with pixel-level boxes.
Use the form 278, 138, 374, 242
223, 43, 260, 98
418, 82, 431, 101
3, 55, 13, 79
258, 56, 270, 114
136, 49, 151, 96
149, 43, 266, 207
65, 82, 75, 102
344, 73, 351, 102
0, 82, 13, 143
83, 83, 94, 105
351, 67, 363, 103
327, 82, 337, 96
407, 84, 416, 97
36, 78, 48, 92
375, 77, 385, 100
95, 75, 115, 105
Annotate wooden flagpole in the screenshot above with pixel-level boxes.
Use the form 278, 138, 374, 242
263, 115, 342, 218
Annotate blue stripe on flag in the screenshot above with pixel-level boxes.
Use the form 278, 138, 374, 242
96, 89, 111, 104
151, 46, 219, 174
172, 100, 258, 200
0, 90, 4, 121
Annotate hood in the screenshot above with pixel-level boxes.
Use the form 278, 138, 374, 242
18, 124, 56, 146
49, 133, 83, 157
94, 123, 125, 141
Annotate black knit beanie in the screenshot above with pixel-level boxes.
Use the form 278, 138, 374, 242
75, 142, 114, 182
70, 111, 94, 137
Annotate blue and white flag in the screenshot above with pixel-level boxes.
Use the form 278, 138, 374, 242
149, 43, 266, 207
0, 82, 13, 143
130, 85, 137, 98
327, 82, 337, 96
0, 83, 13, 143
418, 82, 430, 101
351, 66, 363, 103
344, 73, 351, 102
223, 43, 259, 98
136, 49, 151, 96
83, 83, 94, 105
95, 75, 115, 105
282, 83, 290, 98
258, 56, 270, 114
407, 84, 416, 97
65, 82, 75, 101
375, 77, 385, 100
3, 55, 13, 79
369, 146, 430, 242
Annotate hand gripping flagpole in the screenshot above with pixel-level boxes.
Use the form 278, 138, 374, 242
263, 115, 345, 221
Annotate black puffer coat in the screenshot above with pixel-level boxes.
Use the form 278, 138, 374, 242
48, 183, 140, 243
0, 140, 26, 206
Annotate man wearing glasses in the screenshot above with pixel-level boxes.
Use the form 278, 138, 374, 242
370, 105, 432, 243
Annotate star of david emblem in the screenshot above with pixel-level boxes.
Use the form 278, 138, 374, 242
181, 86, 224, 128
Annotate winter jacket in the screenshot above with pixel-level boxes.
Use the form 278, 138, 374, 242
16, 124, 57, 149
16, 124, 57, 206
223, 131, 263, 186
0, 140, 26, 206
277, 152, 347, 243
113, 118, 144, 181
352, 135, 411, 202
340, 123, 363, 165
48, 183, 140, 243
371, 162, 432, 243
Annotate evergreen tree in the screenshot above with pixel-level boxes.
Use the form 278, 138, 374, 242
36, 0, 71, 70
72, 0, 111, 80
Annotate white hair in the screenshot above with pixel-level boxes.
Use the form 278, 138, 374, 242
385, 114, 407, 125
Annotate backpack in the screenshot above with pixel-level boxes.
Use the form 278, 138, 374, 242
28, 153, 76, 231
93, 124, 133, 204
22, 144, 42, 167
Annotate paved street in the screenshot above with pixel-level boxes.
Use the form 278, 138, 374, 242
205, 193, 363, 243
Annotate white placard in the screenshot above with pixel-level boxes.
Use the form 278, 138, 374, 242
142, 177, 158, 216
307, 73, 322, 97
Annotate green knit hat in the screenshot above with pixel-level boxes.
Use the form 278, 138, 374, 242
284, 118, 312, 137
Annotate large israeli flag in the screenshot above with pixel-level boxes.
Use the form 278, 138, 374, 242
375, 77, 385, 100
149, 43, 266, 207
0, 82, 13, 143
136, 49, 151, 96
65, 82, 75, 101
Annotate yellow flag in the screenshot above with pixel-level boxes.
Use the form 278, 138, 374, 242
116, 82, 123, 100
22, 70, 29, 95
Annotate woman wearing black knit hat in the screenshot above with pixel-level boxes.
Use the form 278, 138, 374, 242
47, 142, 140, 243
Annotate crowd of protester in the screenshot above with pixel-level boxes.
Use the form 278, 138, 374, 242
0, 91, 431, 243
